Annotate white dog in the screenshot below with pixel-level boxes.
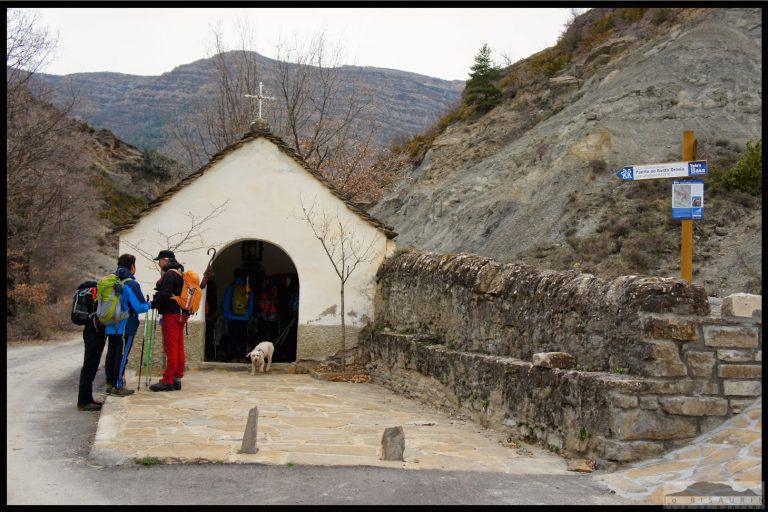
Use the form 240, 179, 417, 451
246, 342, 274, 375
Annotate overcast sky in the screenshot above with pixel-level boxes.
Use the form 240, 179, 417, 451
26, 8, 573, 81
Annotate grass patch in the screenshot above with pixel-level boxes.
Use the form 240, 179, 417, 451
137, 456, 160, 466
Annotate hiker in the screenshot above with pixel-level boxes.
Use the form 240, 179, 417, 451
222, 268, 255, 362
72, 280, 107, 411
104, 254, 152, 397
258, 276, 279, 340
149, 250, 189, 392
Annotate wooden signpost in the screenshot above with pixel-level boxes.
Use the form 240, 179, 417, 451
681, 131, 697, 283
615, 130, 705, 283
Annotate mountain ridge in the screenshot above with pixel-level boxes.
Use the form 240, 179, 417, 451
36, 50, 465, 152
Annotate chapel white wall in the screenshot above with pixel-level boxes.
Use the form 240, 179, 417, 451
118, 138, 391, 330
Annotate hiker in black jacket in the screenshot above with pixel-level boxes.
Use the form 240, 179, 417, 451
149, 250, 187, 392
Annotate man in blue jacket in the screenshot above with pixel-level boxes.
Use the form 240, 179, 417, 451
105, 254, 152, 396
222, 268, 255, 362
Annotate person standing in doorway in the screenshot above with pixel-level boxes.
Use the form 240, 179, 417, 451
149, 250, 187, 392
259, 276, 279, 340
104, 253, 152, 396
222, 268, 255, 362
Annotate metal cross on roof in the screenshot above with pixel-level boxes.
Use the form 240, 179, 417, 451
244, 82, 276, 121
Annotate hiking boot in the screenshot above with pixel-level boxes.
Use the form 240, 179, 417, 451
149, 381, 175, 392
173, 379, 181, 390
77, 402, 102, 411
111, 387, 135, 397
105, 385, 113, 395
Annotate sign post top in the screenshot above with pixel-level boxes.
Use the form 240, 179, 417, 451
615, 160, 707, 181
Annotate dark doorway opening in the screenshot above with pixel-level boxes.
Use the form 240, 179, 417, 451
204, 240, 298, 363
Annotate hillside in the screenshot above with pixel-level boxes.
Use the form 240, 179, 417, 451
372, 7, 762, 297
37, 52, 464, 151
6, 89, 188, 338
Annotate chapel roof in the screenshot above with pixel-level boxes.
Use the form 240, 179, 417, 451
111, 121, 398, 239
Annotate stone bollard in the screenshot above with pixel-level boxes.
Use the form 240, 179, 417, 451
240, 406, 259, 454
380, 426, 405, 461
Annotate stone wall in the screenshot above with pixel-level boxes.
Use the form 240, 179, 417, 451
374, 251, 712, 377
361, 250, 762, 465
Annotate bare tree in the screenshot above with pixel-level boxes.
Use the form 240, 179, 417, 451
164, 24, 263, 170
298, 196, 378, 367
6, 9, 58, 114
163, 23, 382, 203
123, 200, 229, 266
270, 32, 378, 175
6, 10, 100, 336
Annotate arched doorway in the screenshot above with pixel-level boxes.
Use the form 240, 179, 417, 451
203, 239, 299, 363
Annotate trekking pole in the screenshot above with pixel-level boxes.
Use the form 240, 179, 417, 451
136, 295, 150, 391
273, 317, 296, 348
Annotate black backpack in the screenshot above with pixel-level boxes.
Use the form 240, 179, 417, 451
71, 280, 98, 326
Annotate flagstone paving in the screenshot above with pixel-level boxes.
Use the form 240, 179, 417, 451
596, 399, 762, 504
91, 369, 573, 474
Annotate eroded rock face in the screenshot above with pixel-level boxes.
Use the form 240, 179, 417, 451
374, 250, 709, 374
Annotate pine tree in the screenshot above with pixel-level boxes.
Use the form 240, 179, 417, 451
464, 43, 502, 113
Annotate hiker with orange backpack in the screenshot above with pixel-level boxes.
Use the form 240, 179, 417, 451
149, 250, 201, 391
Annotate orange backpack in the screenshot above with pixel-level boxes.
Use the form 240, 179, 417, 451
171, 269, 203, 314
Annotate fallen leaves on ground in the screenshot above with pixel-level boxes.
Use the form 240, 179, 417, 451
316, 363, 372, 383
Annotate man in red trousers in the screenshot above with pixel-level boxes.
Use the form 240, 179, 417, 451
149, 250, 188, 392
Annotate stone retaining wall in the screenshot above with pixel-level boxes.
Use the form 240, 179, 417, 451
361, 250, 762, 465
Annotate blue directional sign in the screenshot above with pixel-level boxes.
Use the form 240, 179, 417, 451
615, 160, 708, 181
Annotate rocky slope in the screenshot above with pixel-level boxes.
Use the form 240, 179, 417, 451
37, 52, 464, 151
373, 7, 762, 297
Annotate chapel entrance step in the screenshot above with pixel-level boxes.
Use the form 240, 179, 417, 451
198, 361, 302, 373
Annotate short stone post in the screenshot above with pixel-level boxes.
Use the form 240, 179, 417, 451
380, 426, 405, 461
240, 406, 259, 454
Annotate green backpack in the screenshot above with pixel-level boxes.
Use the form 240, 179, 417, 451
96, 274, 130, 325
231, 283, 249, 316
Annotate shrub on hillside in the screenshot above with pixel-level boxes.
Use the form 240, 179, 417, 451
530, 49, 571, 77
709, 140, 762, 196
618, 8, 647, 24
721, 140, 762, 195
119, 149, 175, 180
581, 14, 615, 50
651, 8, 672, 26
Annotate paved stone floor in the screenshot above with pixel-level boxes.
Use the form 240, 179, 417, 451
92, 369, 572, 474
596, 399, 763, 504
